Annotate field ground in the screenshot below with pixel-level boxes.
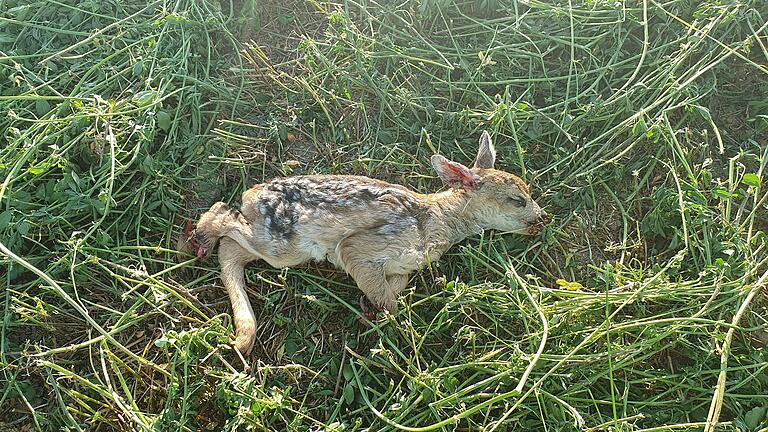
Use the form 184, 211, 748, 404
1, 0, 768, 430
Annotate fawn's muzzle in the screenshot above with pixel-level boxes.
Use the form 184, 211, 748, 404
192, 233, 210, 259
538, 211, 551, 225
524, 211, 550, 235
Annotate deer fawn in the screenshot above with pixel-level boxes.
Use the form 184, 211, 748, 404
184, 131, 549, 354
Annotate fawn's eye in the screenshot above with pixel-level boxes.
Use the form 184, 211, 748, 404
508, 195, 527, 208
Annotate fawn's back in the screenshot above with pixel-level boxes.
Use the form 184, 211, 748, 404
236, 175, 431, 268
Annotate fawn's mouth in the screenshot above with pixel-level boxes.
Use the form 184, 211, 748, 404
524, 218, 550, 235
194, 241, 209, 259
182, 220, 210, 260
190, 233, 210, 259
526, 223, 546, 235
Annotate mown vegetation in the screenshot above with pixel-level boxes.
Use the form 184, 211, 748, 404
1, 0, 767, 430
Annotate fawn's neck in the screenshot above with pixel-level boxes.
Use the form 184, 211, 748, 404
423, 189, 482, 254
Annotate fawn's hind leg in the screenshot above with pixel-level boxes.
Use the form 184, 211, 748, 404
337, 235, 410, 312
218, 237, 258, 354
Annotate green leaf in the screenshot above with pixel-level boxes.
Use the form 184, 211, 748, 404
284, 340, 297, 356
0, 210, 12, 228
693, 104, 712, 121
141, 154, 155, 173
132, 90, 157, 107
155, 335, 176, 348
343, 383, 355, 404
712, 188, 734, 199
342, 364, 353, 381
445, 376, 458, 391
632, 117, 648, 136
556, 278, 584, 291
744, 406, 766, 430
132, 60, 144, 77
421, 386, 434, 403
17, 220, 30, 236
7, 5, 31, 20
157, 111, 171, 131
743, 173, 761, 188
35, 99, 51, 116
28, 161, 49, 175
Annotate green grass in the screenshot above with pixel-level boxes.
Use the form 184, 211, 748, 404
1, 0, 768, 430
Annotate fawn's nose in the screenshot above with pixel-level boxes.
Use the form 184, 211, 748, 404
539, 211, 551, 225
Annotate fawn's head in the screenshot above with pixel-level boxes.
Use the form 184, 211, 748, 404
431, 131, 550, 235
186, 201, 233, 259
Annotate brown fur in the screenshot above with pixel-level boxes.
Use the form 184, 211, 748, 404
190, 131, 549, 354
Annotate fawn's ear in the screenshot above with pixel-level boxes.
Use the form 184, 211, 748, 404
431, 155, 478, 190
473, 130, 496, 169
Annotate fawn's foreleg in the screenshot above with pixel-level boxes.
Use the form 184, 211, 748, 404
218, 237, 258, 354
337, 234, 410, 313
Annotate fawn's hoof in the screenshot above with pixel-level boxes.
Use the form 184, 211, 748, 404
234, 331, 255, 355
